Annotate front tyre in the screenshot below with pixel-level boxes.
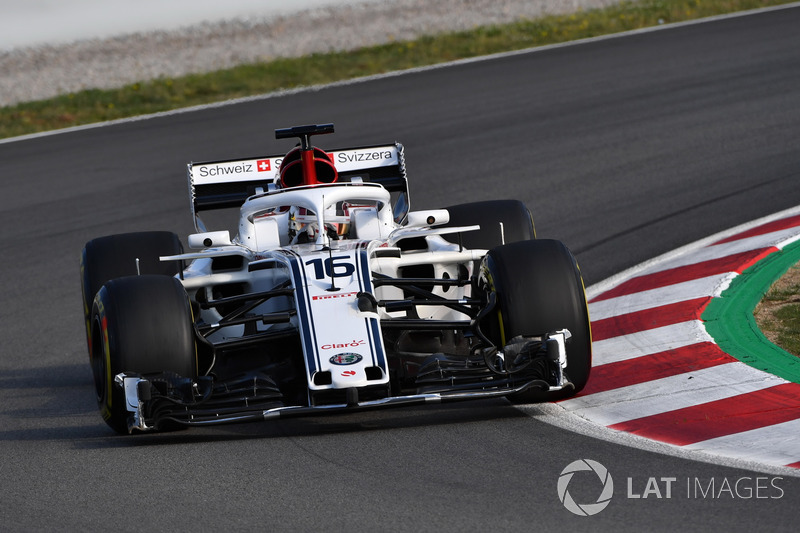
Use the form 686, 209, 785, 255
81, 231, 184, 353
444, 200, 535, 250
90, 275, 197, 433
480, 239, 591, 401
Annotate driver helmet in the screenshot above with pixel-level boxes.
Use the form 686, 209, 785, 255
279, 146, 338, 188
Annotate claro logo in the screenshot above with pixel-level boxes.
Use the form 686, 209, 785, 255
321, 340, 366, 350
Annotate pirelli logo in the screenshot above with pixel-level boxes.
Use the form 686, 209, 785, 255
311, 291, 358, 301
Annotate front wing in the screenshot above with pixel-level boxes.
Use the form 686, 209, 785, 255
115, 331, 575, 433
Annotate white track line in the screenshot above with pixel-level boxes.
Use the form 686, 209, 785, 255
589, 273, 735, 321
560, 363, 786, 426
685, 419, 800, 468
593, 321, 713, 366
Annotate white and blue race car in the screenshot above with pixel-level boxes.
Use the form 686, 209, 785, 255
80, 124, 592, 434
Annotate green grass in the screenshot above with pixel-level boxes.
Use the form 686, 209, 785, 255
763, 278, 800, 302
758, 266, 800, 357
1, 0, 795, 139
773, 304, 800, 355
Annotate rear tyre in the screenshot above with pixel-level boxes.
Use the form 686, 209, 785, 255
444, 200, 535, 250
90, 275, 197, 434
81, 231, 183, 351
480, 239, 591, 402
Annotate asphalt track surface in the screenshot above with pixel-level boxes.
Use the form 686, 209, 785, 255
1, 6, 800, 532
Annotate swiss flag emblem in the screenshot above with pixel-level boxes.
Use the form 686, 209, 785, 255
257, 159, 271, 172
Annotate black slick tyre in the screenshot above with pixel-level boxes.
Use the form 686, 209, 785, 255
444, 200, 535, 250
80, 231, 183, 351
480, 239, 591, 402
90, 275, 197, 434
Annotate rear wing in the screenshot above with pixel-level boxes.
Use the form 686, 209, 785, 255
187, 143, 410, 224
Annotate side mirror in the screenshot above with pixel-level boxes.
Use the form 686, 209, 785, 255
406, 209, 450, 227
188, 231, 232, 249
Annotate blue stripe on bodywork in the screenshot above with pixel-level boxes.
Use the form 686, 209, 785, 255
285, 252, 319, 375
358, 249, 387, 370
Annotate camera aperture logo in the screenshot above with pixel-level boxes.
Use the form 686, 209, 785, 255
558, 459, 614, 516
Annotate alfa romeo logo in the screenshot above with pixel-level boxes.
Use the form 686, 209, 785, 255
557, 459, 614, 516
329, 352, 362, 365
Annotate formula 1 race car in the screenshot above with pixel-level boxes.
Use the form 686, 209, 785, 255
80, 124, 592, 434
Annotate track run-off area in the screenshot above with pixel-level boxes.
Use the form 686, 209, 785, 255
554, 206, 800, 469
